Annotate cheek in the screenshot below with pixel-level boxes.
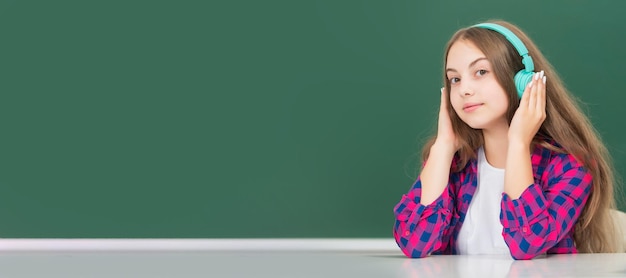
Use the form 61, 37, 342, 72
450, 95, 463, 114
493, 90, 510, 111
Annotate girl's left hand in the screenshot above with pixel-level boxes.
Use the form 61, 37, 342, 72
508, 71, 547, 146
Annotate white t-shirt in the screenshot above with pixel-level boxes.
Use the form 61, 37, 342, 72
457, 147, 510, 255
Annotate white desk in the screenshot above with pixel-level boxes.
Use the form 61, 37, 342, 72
0, 239, 624, 277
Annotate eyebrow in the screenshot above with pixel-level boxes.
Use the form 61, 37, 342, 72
446, 57, 488, 73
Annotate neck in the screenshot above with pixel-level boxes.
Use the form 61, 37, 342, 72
482, 127, 509, 169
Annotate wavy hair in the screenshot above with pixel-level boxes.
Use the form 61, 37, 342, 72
421, 20, 621, 253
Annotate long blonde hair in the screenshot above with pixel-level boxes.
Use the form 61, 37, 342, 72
422, 20, 620, 253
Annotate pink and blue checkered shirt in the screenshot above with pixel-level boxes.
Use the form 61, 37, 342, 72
393, 142, 592, 260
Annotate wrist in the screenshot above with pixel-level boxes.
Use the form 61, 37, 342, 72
507, 133, 533, 147
507, 139, 531, 155
431, 142, 457, 157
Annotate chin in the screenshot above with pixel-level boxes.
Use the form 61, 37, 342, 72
460, 119, 486, 130
464, 119, 507, 131
460, 115, 508, 130
466, 124, 484, 130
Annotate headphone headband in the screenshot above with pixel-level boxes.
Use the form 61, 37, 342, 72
473, 22, 535, 97
473, 23, 535, 72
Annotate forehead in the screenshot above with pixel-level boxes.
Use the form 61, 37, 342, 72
446, 39, 487, 68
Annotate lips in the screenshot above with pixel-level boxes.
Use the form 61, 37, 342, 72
463, 103, 483, 112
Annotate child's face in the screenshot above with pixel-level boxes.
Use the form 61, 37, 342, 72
445, 39, 510, 131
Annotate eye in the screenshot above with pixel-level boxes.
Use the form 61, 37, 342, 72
449, 77, 460, 84
476, 69, 488, 76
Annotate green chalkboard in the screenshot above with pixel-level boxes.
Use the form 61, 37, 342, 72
0, 0, 623, 238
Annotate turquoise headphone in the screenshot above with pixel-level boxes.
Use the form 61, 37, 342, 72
473, 23, 535, 97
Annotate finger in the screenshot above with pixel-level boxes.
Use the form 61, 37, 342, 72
520, 78, 532, 107
524, 73, 537, 109
536, 71, 546, 112
529, 72, 543, 110
440, 87, 448, 113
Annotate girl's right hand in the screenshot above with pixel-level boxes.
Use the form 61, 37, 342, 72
434, 87, 459, 152
419, 87, 458, 205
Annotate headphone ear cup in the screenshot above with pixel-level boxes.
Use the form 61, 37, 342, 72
514, 70, 535, 98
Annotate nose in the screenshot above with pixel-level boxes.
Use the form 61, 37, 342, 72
459, 81, 475, 97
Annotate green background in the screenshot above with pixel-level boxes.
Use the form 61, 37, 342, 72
0, 1, 623, 238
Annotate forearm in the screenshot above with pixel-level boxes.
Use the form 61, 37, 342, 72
504, 141, 534, 199
420, 143, 456, 205
500, 162, 593, 260
394, 179, 456, 258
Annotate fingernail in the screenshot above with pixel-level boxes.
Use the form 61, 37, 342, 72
441, 87, 444, 93
543, 76, 546, 84
540, 70, 544, 78
534, 72, 539, 80
528, 81, 533, 89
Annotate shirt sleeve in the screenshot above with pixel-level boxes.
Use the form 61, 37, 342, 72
499, 154, 592, 260
393, 175, 457, 258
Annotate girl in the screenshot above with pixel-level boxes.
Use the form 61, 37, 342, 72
393, 20, 622, 260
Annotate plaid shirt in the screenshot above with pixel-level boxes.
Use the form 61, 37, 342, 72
393, 142, 592, 260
